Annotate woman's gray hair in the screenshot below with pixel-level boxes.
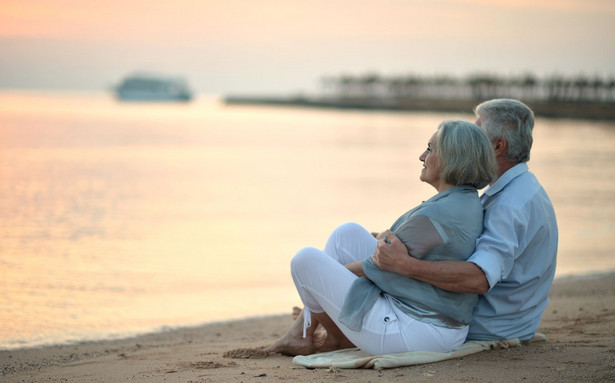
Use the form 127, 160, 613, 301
474, 99, 534, 163
435, 120, 498, 189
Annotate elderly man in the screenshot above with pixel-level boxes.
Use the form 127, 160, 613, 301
375, 98, 558, 341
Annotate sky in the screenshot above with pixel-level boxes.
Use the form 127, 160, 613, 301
0, 0, 614, 95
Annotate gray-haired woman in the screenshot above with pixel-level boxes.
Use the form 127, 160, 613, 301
266, 120, 498, 356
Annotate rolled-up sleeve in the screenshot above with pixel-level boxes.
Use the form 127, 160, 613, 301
468, 203, 526, 290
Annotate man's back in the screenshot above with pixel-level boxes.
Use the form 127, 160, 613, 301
467, 163, 558, 341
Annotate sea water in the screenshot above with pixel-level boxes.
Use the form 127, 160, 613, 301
1, 91, 614, 350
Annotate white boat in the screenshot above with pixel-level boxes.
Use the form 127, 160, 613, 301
115, 74, 193, 102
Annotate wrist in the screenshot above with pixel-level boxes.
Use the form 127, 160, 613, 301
401, 255, 419, 278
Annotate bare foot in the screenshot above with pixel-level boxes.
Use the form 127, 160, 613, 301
292, 306, 302, 320
315, 334, 355, 353
291, 307, 327, 339
264, 333, 317, 356
313, 325, 328, 345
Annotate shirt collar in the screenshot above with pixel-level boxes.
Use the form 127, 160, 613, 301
482, 162, 529, 198
425, 185, 477, 204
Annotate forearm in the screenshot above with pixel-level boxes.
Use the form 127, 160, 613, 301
373, 230, 490, 294
345, 260, 365, 277
399, 257, 489, 294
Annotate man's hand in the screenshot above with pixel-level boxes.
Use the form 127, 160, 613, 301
372, 231, 386, 240
371, 230, 412, 274
373, 229, 489, 294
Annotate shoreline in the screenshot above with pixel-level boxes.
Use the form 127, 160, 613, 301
3, 270, 612, 353
224, 96, 615, 121
2, 271, 614, 382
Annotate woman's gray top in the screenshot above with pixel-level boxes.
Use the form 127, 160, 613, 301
339, 185, 484, 331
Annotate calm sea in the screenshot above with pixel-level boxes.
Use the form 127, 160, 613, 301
1, 91, 614, 350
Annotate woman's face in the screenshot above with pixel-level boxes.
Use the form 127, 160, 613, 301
419, 132, 443, 190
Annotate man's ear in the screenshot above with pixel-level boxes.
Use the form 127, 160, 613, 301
492, 138, 508, 156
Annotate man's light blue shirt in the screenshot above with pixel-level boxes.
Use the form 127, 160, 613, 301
467, 163, 558, 341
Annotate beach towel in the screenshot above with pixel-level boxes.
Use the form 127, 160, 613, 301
292, 333, 546, 370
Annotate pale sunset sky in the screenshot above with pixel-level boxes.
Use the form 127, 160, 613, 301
0, 0, 613, 94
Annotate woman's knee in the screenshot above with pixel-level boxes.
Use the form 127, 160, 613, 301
325, 222, 365, 252
325, 222, 374, 264
291, 247, 326, 276
332, 222, 367, 238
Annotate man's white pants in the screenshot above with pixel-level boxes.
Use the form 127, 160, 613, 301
291, 222, 468, 355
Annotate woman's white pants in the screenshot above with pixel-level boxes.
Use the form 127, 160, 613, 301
291, 222, 468, 355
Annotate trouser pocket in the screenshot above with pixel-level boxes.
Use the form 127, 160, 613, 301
379, 312, 399, 353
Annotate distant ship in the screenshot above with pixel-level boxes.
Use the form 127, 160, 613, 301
115, 73, 193, 102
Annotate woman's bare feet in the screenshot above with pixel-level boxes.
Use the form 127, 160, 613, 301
265, 309, 319, 356
291, 306, 302, 320
267, 308, 354, 356
311, 311, 356, 353
264, 332, 317, 356
315, 333, 355, 353
293, 305, 328, 336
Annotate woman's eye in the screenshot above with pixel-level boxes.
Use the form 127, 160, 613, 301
427, 147, 432, 152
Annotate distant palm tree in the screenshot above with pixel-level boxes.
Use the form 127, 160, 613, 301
321, 71, 614, 104
467, 74, 498, 101
359, 73, 381, 99
545, 75, 565, 101
590, 76, 604, 102
520, 73, 538, 100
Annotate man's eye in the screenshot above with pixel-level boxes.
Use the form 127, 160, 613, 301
427, 147, 432, 152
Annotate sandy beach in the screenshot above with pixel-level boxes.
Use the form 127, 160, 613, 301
2, 272, 614, 382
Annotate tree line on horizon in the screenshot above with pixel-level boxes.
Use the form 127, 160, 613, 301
320, 72, 615, 103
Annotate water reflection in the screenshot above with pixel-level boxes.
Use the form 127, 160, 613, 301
0, 92, 614, 349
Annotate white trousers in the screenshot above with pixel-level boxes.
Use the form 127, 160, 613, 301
291, 222, 468, 355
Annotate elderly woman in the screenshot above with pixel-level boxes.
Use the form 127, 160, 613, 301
266, 120, 497, 356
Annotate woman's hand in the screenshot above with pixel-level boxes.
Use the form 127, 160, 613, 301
371, 230, 412, 274
345, 260, 365, 277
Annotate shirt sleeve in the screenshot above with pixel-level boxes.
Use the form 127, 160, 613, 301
393, 215, 446, 259
468, 202, 527, 290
